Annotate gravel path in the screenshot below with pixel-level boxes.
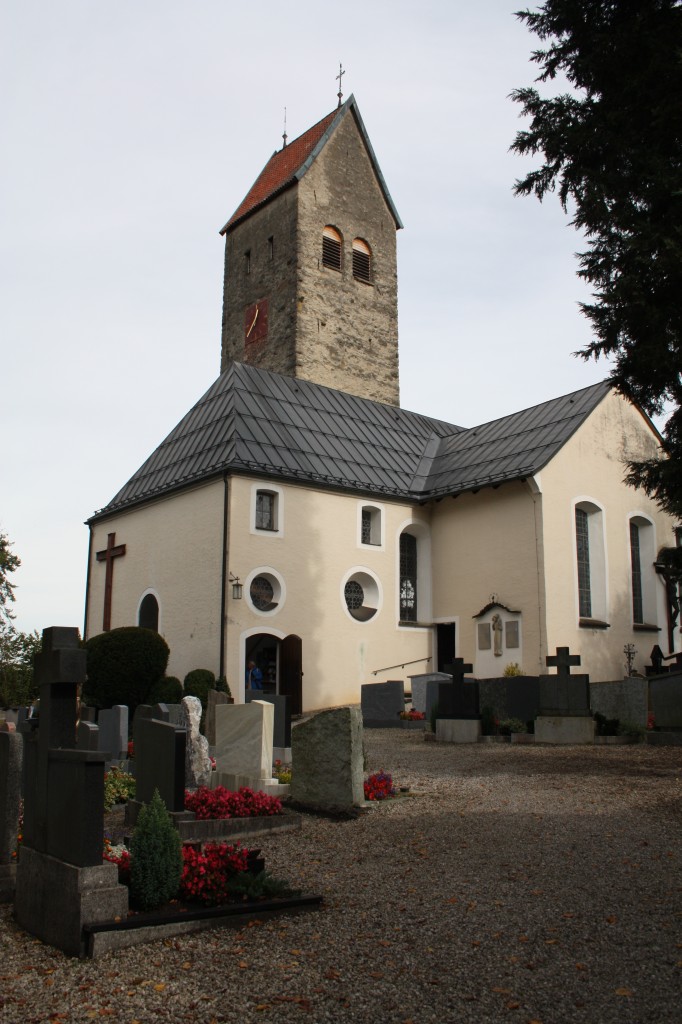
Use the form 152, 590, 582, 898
1, 733, 681, 1023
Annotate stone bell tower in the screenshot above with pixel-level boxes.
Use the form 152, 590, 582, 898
219, 95, 402, 406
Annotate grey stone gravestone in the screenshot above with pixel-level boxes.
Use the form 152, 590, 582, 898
245, 692, 291, 757
76, 720, 100, 752
164, 703, 185, 728
181, 696, 211, 789
98, 705, 128, 764
14, 626, 128, 956
206, 689, 230, 746
291, 707, 364, 810
361, 680, 404, 727
409, 672, 452, 714
0, 727, 23, 901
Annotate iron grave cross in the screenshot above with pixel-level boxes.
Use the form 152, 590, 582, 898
95, 532, 126, 632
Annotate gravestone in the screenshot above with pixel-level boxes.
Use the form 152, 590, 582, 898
206, 688, 230, 746
0, 725, 23, 901
98, 705, 128, 764
290, 707, 364, 810
408, 672, 451, 714
126, 715, 189, 826
14, 627, 128, 956
76, 719, 99, 752
181, 695, 212, 789
164, 703, 185, 728
436, 660, 481, 743
361, 680, 404, 727
536, 646, 595, 744
211, 701, 282, 795
245, 692, 291, 760
649, 671, 682, 728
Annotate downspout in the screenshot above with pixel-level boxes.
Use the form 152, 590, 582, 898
219, 473, 230, 680
83, 523, 94, 640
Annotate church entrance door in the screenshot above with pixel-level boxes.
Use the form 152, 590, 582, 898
280, 634, 303, 716
436, 623, 456, 673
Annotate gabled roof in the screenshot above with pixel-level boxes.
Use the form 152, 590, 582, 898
91, 364, 612, 520
220, 95, 403, 234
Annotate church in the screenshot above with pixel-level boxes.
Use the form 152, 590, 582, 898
84, 95, 677, 713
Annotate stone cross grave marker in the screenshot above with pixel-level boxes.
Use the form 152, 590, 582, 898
540, 646, 590, 716
439, 659, 478, 719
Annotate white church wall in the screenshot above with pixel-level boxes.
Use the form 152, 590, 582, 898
430, 482, 545, 675
538, 390, 676, 680
224, 476, 433, 711
87, 479, 224, 682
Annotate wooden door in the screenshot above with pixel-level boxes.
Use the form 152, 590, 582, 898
280, 634, 303, 715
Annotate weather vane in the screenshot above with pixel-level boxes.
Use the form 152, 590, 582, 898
282, 107, 287, 148
336, 62, 345, 108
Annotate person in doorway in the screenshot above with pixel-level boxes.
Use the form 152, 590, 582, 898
246, 660, 263, 690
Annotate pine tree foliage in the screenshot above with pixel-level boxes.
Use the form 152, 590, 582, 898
129, 789, 183, 911
0, 532, 21, 627
511, 0, 682, 517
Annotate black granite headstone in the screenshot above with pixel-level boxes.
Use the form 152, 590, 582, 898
438, 659, 478, 719
135, 717, 186, 812
539, 646, 591, 716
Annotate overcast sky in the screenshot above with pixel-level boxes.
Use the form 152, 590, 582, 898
3, 1, 611, 635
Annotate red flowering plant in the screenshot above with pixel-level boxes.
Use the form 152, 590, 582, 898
364, 771, 396, 801
647, 712, 656, 730
184, 785, 282, 820
180, 843, 249, 906
399, 709, 425, 720
103, 842, 132, 886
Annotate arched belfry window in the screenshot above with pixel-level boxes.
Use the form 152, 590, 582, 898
322, 226, 342, 271
352, 238, 372, 283
138, 593, 159, 632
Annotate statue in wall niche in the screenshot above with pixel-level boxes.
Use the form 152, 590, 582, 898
492, 614, 503, 657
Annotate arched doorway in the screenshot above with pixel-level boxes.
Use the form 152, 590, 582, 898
244, 632, 303, 715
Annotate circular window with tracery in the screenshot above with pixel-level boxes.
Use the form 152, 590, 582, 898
250, 575, 276, 611
342, 570, 381, 622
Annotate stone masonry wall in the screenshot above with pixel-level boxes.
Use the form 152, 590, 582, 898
220, 188, 299, 376
296, 111, 399, 405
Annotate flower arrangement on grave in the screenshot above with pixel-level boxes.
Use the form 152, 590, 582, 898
103, 840, 131, 885
12, 799, 23, 860
399, 709, 425, 720
273, 759, 292, 784
180, 843, 249, 905
647, 712, 656, 730
184, 785, 283, 820
364, 771, 396, 801
103, 766, 136, 811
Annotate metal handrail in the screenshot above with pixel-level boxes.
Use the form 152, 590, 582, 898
371, 656, 432, 676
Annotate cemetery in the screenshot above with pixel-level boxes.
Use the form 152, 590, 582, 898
1, 622, 682, 979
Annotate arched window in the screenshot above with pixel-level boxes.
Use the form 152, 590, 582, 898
352, 238, 372, 283
630, 516, 657, 626
400, 533, 418, 622
138, 593, 159, 632
575, 501, 607, 624
322, 226, 342, 271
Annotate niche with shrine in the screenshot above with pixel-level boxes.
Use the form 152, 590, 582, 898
473, 599, 522, 679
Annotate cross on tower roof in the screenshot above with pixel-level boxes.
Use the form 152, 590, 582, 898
95, 532, 126, 632
336, 62, 345, 108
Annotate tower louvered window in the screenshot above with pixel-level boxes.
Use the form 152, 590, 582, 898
352, 238, 372, 283
322, 226, 342, 271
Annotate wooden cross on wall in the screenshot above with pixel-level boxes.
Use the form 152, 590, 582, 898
95, 532, 126, 632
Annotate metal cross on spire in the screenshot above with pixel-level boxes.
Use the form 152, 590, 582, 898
282, 107, 287, 148
336, 62, 345, 108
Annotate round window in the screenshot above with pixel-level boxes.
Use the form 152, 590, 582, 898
250, 575, 275, 611
342, 570, 381, 622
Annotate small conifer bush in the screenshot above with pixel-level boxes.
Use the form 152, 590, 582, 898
129, 789, 182, 911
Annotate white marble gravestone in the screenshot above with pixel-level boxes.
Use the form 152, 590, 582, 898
211, 701, 282, 795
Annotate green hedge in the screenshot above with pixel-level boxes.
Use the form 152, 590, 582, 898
86, 627, 169, 716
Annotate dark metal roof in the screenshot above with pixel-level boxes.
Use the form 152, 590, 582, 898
90, 364, 610, 519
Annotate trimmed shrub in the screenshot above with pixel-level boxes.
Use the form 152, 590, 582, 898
147, 676, 183, 706
86, 627, 169, 716
129, 789, 182, 911
183, 669, 216, 710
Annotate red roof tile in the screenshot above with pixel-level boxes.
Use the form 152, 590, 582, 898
222, 108, 338, 233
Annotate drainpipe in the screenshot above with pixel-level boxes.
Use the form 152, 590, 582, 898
219, 473, 230, 679
83, 523, 94, 640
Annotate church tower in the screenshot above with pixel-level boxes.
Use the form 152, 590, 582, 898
219, 95, 402, 406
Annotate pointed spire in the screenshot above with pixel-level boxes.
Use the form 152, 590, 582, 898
336, 62, 345, 109
282, 107, 288, 149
